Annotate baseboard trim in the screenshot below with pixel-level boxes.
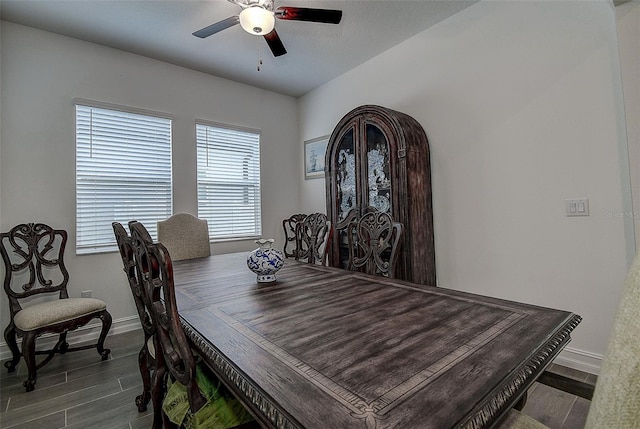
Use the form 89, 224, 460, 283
0, 316, 142, 362
554, 346, 603, 375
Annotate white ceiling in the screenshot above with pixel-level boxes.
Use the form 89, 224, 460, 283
0, 0, 478, 97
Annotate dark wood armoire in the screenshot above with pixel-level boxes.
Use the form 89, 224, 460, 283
324, 105, 436, 285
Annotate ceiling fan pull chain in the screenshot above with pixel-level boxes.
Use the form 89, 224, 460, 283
256, 36, 263, 72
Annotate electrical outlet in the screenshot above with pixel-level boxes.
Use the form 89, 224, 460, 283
81, 290, 92, 298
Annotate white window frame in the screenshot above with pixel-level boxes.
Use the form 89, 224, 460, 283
75, 99, 173, 254
196, 121, 262, 241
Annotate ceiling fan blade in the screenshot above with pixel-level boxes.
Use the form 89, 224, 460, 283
264, 29, 287, 57
193, 16, 240, 38
275, 7, 342, 24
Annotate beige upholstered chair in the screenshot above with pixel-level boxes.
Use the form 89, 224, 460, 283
502, 253, 640, 428
157, 213, 210, 261
1, 223, 112, 391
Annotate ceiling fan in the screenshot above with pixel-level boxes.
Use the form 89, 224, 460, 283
193, 0, 343, 57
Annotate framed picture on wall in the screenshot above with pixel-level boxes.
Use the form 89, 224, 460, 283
304, 135, 329, 180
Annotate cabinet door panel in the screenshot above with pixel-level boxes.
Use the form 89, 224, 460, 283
336, 128, 356, 222
365, 123, 392, 214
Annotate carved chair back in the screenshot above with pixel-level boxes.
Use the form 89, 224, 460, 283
1, 223, 70, 311
112, 221, 155, 412
282, 213, 307, 259
1, 223, 111, 391
113, 222, 155, 339
300, 213, 332, 265
283, 213, 332, 265
129, 221, 206, 427
332, 208, 361, 269
347, 209, 404, 278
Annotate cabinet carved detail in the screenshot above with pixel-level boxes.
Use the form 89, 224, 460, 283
325, 105, 436, 285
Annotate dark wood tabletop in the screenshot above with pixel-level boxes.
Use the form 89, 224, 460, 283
172, 253, 581, 429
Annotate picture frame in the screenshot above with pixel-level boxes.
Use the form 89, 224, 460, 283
304, 135, 329, 180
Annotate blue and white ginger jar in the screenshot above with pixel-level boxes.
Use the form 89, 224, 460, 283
247, 239, 284, 283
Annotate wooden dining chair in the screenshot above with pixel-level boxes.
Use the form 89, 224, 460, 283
1, 223, 112, 392
112, 221, 156, 412
347, 208, 404, 278
282, 213, 307, 259
157, 213, 210, 261
129, 221, 257, 429
282, 212, 332, 265
500, 253, 640, 428
300, 213, 332, 265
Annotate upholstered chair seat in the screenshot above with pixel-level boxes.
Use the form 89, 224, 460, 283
146, 335, 156, 359
14, 298, 107, 331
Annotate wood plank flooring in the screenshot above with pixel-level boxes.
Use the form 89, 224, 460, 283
516, 364, 597, 429
0, 330, 153, 429
0, 330, 594, 428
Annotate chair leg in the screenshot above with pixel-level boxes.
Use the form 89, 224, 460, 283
96, 310, 112, 360
513, 390, 528, 411
162, 410, 179, 429
58, 332, 70, 353
150, 360, 167, 429
3, 322, 21, 373
136, 345, 152, 412
21, 332, 38, 392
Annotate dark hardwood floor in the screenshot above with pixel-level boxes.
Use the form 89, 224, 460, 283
1, 330, 594, 428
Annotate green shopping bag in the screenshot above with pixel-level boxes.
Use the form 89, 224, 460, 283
163, 362, 254, 429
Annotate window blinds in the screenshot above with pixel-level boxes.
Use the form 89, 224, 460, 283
196, 122, 262, 239
75, 103, 172, 254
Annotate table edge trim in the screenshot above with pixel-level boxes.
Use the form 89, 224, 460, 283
181, 319, 302, 429
459, 313, 582, 429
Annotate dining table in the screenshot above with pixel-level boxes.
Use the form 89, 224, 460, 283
172, 252, 581, 429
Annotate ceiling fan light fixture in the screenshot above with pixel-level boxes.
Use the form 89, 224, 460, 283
239, 7, 275, 36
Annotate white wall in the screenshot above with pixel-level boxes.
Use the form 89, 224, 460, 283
0, 22, 300, 342
299, 1, 632, 374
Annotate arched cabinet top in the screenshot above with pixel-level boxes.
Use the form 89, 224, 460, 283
325, 105, 429, 168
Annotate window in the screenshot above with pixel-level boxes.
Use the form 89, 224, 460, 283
196, 122, 262, 240
75, 101, 172, 254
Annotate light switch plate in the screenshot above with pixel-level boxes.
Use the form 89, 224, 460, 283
566, 199, 589, 217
